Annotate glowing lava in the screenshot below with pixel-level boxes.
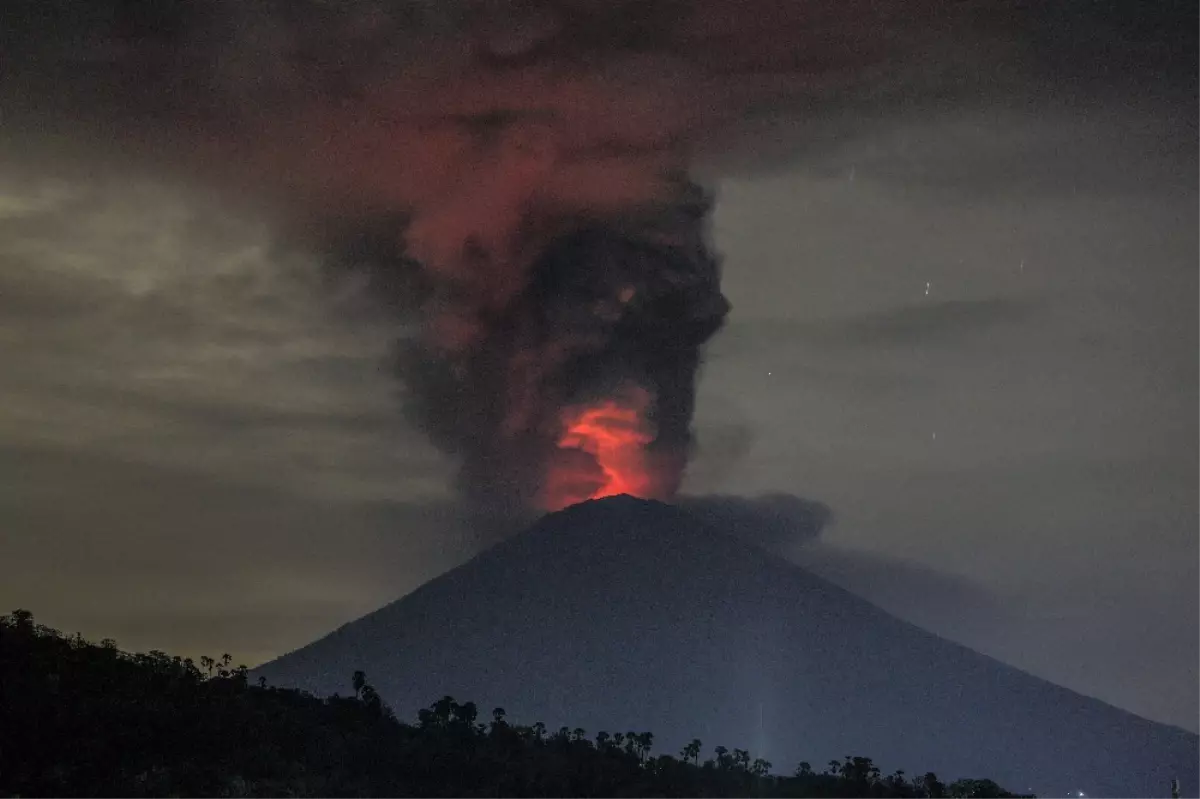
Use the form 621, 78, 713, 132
541, 385, 661, 511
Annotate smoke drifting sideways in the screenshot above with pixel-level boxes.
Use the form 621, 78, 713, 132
15, 0, 990, 521
678, 493, 833, 554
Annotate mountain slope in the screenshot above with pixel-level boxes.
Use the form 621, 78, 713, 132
256, 496, 1198, 797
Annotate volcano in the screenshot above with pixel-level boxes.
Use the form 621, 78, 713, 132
255, 496, 1198, 797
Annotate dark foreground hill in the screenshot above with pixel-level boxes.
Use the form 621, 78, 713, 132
1, 609, 1023, 797
257, 496, 1198, 798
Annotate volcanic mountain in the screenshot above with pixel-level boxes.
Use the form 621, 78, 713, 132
255, 496, 1198, 797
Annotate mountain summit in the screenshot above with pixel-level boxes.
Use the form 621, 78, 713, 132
256, 496, 1198, 797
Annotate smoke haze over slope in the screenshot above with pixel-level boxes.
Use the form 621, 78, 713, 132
256, 497, 1200, 798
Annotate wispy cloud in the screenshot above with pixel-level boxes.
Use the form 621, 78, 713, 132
0, 164, 450, 504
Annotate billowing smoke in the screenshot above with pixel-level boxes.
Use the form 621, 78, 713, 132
396, 184, 729, 515
197, 0, 975, 518
8, 0, 990, 518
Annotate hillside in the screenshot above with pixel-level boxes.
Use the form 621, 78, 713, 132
1, 609, 1025, 797
256, 496, 1199, 798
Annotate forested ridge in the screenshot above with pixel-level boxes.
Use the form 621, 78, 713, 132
0, 610, 1030, 797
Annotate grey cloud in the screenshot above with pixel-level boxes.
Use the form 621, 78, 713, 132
678, 492, 833, 552
0, 163, 449, 504
707, 0, 1196, 191
0, 443, 474, 664
822, 298, 1039, 348
712, 298, 1039, 359
767, 105, 1196, 201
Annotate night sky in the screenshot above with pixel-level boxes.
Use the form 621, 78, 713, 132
1, 0, 1196, 734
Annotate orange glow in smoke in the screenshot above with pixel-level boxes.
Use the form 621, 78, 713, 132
541, 386, 660, 511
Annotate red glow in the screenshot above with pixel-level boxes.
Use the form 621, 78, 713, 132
541, 386, 661, 511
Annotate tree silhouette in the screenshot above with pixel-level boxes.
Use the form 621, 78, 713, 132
0, 609, 1036, 798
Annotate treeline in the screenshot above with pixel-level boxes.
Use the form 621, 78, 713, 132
0, 610, 1031, 797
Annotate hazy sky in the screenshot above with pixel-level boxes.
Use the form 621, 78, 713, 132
1, 0, 1195, 731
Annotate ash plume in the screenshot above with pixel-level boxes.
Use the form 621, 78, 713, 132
395, 184, 729, 514
4, 0, 1003, 517
206, 0, 989, 517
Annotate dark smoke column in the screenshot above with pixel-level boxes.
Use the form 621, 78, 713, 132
399, 182, 729, 517
157, 0, 977, 520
